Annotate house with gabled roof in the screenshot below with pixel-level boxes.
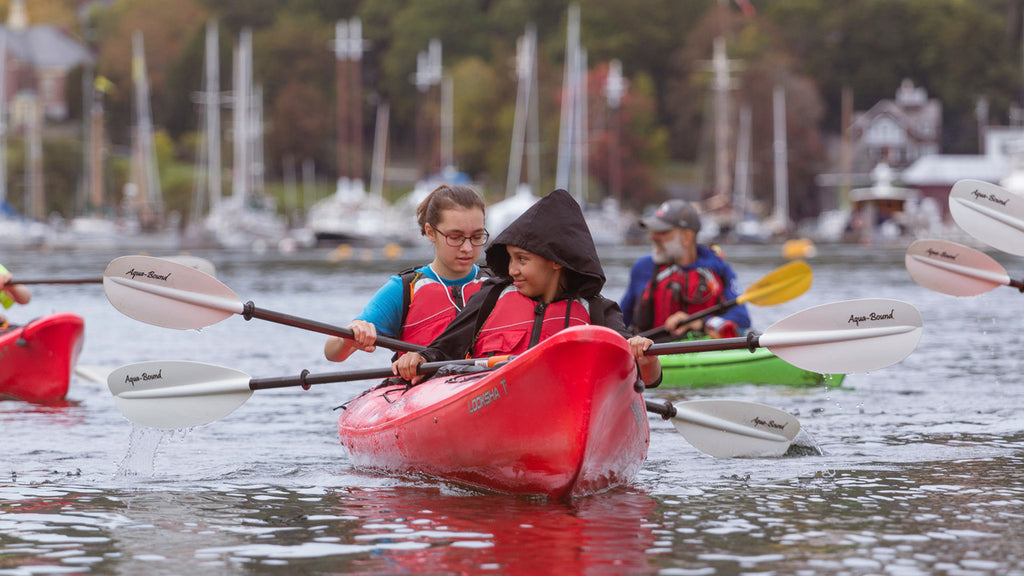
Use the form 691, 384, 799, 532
0, 0, 93, 124
849, 79, 942, 172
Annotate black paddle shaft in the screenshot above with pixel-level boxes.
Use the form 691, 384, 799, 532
240, 301, 427, 353
14, 278, 103, 285
645, 399, 677, 420
645, 331, 759, 356
248, 358, 503, 391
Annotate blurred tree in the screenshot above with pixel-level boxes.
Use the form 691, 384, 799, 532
196, 0, 279, 33
266, 81, 331, 178
587, 65, 669, 210
376, 0, 490, 151
768, 0, 1018, 153
448, 57, 505, 188
91, 0, 208, 145
255, 12, 334, 175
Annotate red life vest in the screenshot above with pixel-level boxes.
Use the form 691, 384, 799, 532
472, 287, 591, 357
398, 270, 486, 347
636, 265, 725, 329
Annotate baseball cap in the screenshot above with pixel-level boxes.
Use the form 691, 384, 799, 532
640, 200, 702, 233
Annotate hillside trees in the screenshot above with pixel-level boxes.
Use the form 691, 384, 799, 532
27, 0, 1024, 221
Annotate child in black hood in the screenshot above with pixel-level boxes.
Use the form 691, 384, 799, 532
392, 189, 661, 386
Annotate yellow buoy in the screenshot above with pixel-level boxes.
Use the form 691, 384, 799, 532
383, 243, 402, 259
782, 238, 817, 260
328, 244, 353, 262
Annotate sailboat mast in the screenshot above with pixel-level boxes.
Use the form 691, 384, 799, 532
573, 49, 587, 203
132, 30, 163, 225
506, 26, 533, 198
734, 104, 751, 218
88, 73, 104, 212
712, 35, 732, 207
369, 102, 389, 199
556, 3, 579, 192
440, 74, 453, 172
205, 20, 221, 211
772, 84, 789, 231
26, 95, 41, 219
526, 28, 541, 196
348, 18, 364, 185
232, 28, 251, 202
334, 20, 349, 184
428, 39, 441, 174
605, 58, 625, 204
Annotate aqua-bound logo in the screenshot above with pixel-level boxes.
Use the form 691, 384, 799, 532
848, 309, 895, 327
752, 416, 787, 431
124, 268, 172, 281
124, 370, 163, 387
924, 247, 958, 261
971, 189, 1010, 206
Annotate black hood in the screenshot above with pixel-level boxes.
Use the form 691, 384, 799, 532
485, 189, 606, 298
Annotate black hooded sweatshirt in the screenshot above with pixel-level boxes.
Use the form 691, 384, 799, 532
415, 188, 632, 363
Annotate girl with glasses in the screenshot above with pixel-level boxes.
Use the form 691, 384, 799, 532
325, 185, 490, 362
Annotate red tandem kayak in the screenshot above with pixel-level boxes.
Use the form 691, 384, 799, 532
0, 312, 85, 403
337, 325, 650, 499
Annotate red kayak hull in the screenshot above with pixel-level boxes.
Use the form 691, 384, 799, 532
337, 325, 650, 499
0, 312, 85, 403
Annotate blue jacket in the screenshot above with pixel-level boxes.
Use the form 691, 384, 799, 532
620, 246, 751, 332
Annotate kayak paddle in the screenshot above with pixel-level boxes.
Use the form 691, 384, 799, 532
102, 254, 425, 354
948, 179, 1024, 256
106, 356, 799, 459
107, 356, 510, 429
645, 398, 800, 458
639, 259, 813, 339
905, 239, 1023, 297
645, 297, 921, 375
14, 255, 217, 286
106, 298, 921, 430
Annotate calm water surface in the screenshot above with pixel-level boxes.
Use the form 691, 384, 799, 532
2, 243, 1024, 575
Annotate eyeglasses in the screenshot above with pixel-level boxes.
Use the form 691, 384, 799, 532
430, 224, 489, 247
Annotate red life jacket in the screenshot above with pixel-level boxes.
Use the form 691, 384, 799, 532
636, 265, 725, 329
398, 269, 487, 347
472, 286, 591, 357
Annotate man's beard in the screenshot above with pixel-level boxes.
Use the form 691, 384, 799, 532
652, 239, 686, 264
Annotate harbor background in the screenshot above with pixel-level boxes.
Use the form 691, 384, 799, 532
2, 243, 1023, 575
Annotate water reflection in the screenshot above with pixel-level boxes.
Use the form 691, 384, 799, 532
194, 486, 659, 574
4, 456, 1024, 575
3, 245, 1024, 574
1, 484, 661, 574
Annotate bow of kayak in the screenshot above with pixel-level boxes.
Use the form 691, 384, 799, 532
337, 325, 650, 499
0, 312, 85, 403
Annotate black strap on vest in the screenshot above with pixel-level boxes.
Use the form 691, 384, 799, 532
470, 279, 605, 353
398, 267, 422, 329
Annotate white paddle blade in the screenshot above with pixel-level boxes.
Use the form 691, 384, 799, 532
104, 255, 242, 330
108, 360, 253, 429
905, 239, 1009, 297
949, 179, 1024, 256
670, 400, 800, 458
760, 298, 922, 374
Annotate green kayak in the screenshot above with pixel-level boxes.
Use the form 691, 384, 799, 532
659, 345, 845, 388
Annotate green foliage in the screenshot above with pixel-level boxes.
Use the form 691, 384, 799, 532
40, 0, 1024, 221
